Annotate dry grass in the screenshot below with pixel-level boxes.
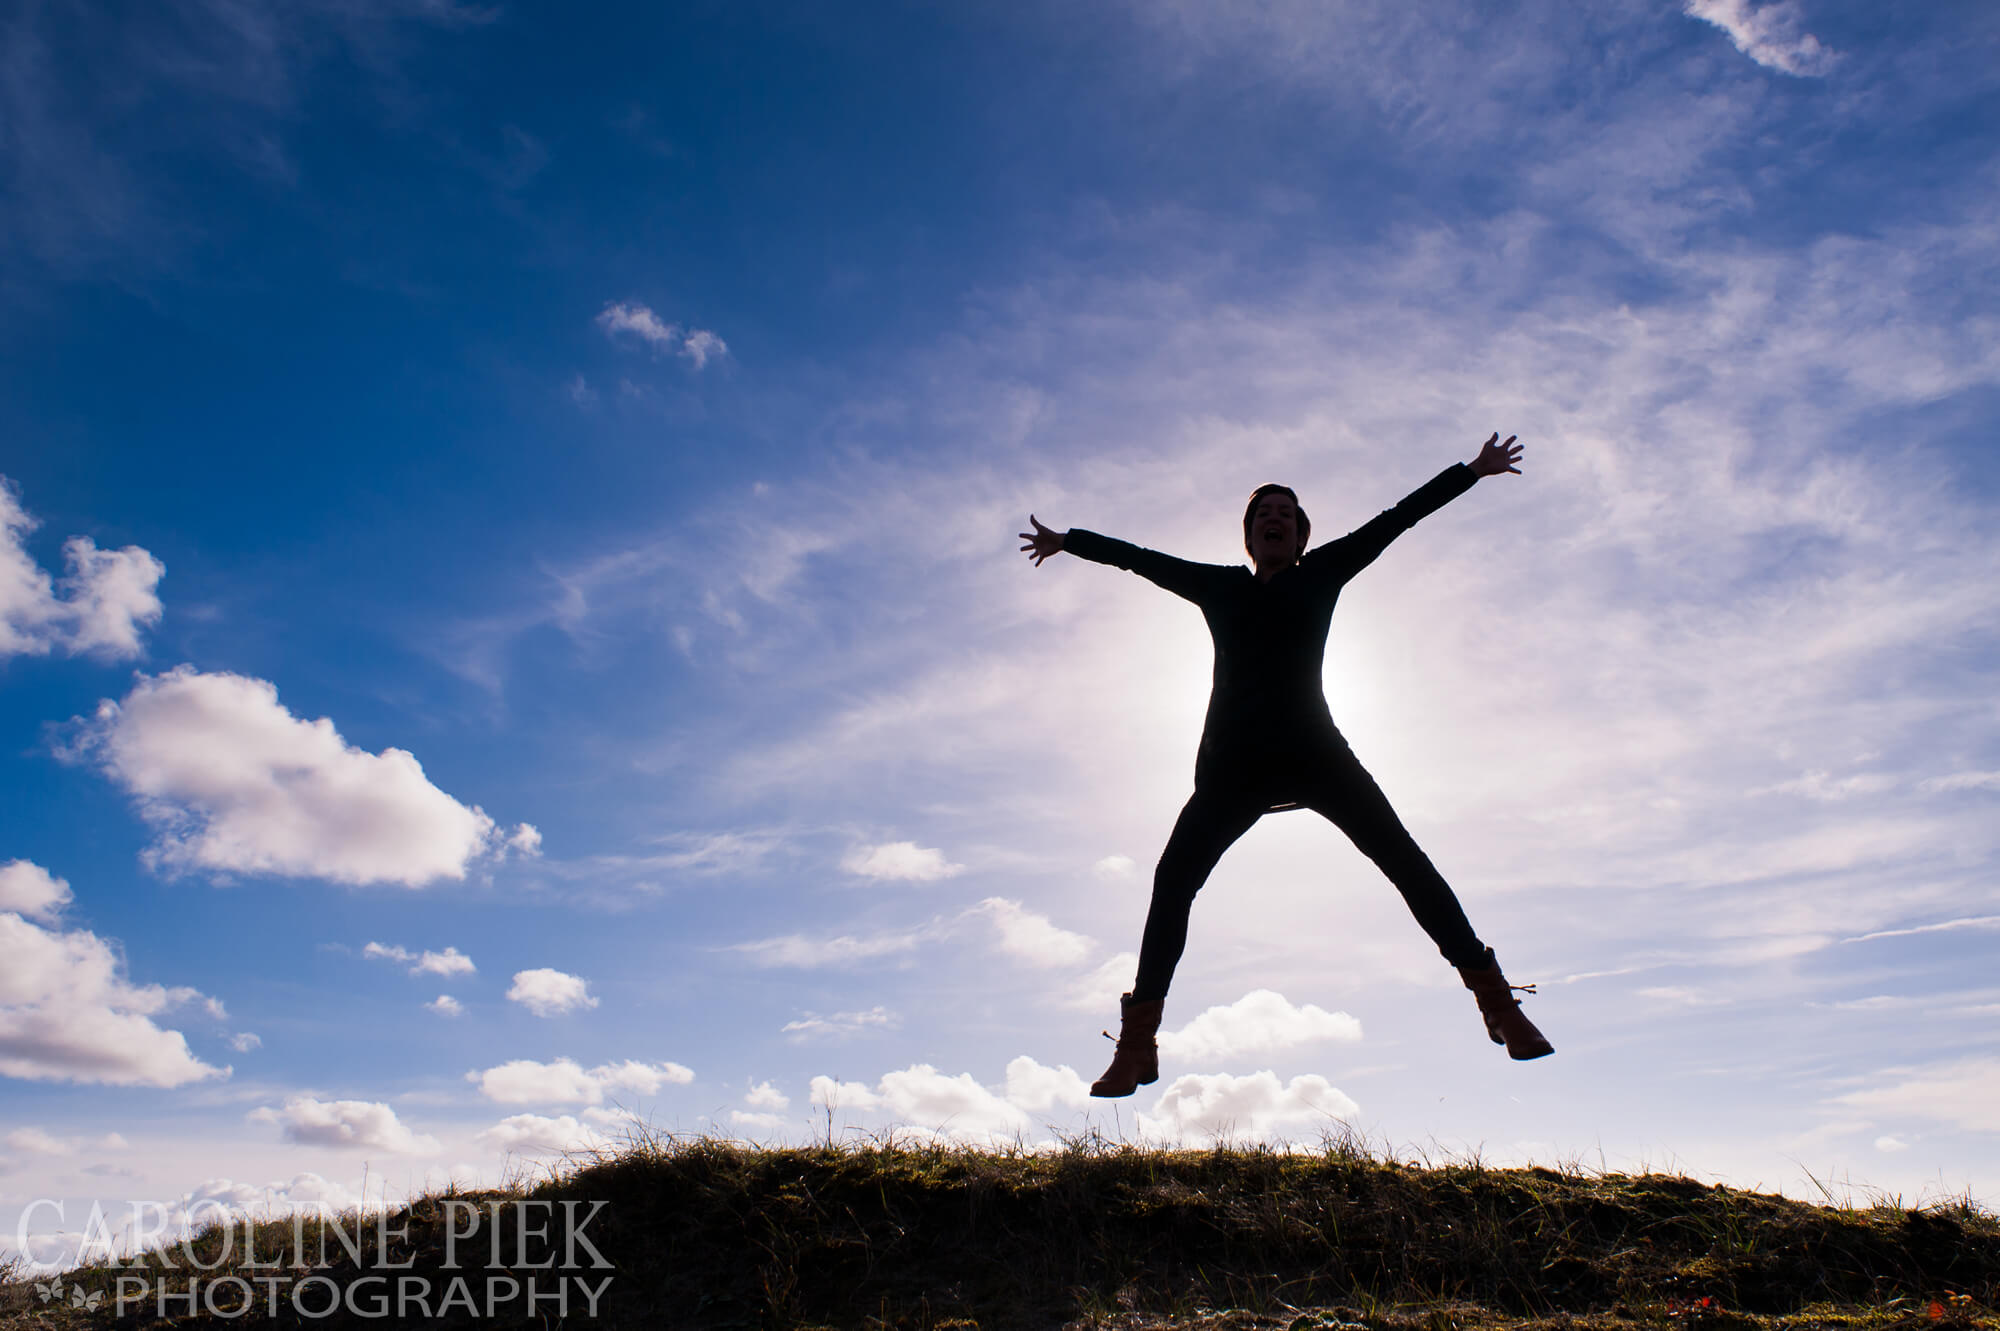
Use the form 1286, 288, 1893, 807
3, 1129, 1996, 1329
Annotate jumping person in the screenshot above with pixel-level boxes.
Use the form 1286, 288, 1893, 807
1020, 433, 1552, 1098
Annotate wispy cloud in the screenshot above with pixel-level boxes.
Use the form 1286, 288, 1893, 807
782, 1006, 898, 1041
1684, 0, 1841, 77
595, 301, 728, 369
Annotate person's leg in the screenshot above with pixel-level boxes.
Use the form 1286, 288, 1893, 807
1130, 787, 1266, 1000
1299, 746, 1488, 969
1302, 747, 1553, 1058
1094, 786, 1264, 1098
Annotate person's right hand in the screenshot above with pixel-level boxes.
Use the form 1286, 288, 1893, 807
1019, 515, 1065, 566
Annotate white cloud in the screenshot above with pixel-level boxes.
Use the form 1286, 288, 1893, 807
1685, 0, 1841, 77
1002, 1056, 1091, 1113
248, 1097, 440, 1154
1843, 916, 2000, 945
5, 1127, 76, 1156
1137, 1071, 1360, 1144
68, 667, 533, 886
842, 840, 964, 882
505, 824, 543, 857
681, 328, 727, 369
414, 947, 476, 977
467, 1056, 693, 1106
474, 1113, 609, 1156
506, 968, 598, 1017
1921, 772, 2000, 794
595, 301, 728, 369
730, 927, 933, 969
0, 859, 73, 923
1064, 952, 1140, 1012
428, 995, 463, 1016
1833, 1058, 2000, 1134
969, 897, 1094, 967
595, 301, 677, 346
851, 1063, 1031, 1141
229, 1032, 261, 1052
1093, 855, 1137, 879
745, 1080, 789, 1110
0, 862, 226, 1088
782, 1006, 898, 1040
0, 477, 164, 661
364, 942, 477, 977
1876, 1135, 1912, 1153
1157, 990, 1364, 1063
808, 1075, 881, 1113
728, 1110, 789, 1133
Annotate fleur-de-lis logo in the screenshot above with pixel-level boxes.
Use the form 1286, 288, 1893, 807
32, 1277, 62, 1304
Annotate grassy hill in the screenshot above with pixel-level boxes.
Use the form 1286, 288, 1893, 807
5, 1132, 1997, 1329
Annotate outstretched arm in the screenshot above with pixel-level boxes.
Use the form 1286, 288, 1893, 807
1019, 515, 1065, 566
1021, 517, 1221, 604
1307, 432, 1522, 579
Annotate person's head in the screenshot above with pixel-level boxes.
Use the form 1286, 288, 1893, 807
1243, 483, 1309, 568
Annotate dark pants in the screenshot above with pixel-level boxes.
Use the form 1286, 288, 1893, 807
1130, 742, 1489, 1001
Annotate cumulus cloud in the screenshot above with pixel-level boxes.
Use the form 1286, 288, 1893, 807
1157, 990, 1364, 1062
0, 861, 226, 1087
728, 1109, 789, 1133
506, 968, 598, 1017
1684, 0, 1840, 77
229, 1032, 261, 1052
364, 942, 477, 977
809, 1063, 1031, 1142
249, 1097, 440, 1154
969, 897, 1095, 967
468, 1056, 693, 1106
474, 1113, 610, 1156
428, 995, 463, 1017
0, 478, 164, 661
745, 1080, 789, 1110
1137, 1071, 1360, 1144
1093, 855, 1137, 879
841, 840, 964, 882
781, 1005, 898, 1040
0, 859, 73, 923
1002, 1056, 1091, 1113
66, 667, 534, 886
595, 301, 728, 368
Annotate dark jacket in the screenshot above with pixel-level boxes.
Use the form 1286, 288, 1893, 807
1063, 464, 1476, 794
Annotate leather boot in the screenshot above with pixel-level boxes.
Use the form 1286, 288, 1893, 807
1089, 993, 1165, 1098
1457, 949, 1554, 1060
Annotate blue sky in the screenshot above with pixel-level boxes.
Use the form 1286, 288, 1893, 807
5, 0, 2000, 1259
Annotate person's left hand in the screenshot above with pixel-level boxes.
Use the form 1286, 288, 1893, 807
1470, 432, 1522, 477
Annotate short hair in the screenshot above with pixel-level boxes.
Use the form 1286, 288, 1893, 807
1242, 483, 1310, 560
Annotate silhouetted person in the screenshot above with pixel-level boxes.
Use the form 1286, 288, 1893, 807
1021, 433, 1552, 1098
